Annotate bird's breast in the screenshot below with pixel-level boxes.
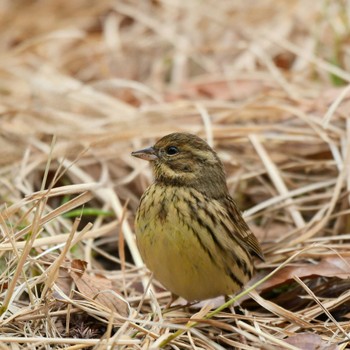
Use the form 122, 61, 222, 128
134, 184, 252, 300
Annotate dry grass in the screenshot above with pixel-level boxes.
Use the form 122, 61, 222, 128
1, 0, 350, 348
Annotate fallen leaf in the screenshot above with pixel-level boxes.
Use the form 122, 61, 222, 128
273, 52, 296, 70
70, 259, 129, 319
250, 223, 294, 242
284, 333, 338, 350
261, 255, 350, 291
71, 259, 88, 275
195, 80, 265, 100
164, 79, 265, 101
54, 265, 73, 300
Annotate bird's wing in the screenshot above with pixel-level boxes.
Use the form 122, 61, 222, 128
225, 196, 265, 261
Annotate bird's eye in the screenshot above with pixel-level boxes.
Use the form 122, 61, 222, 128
166, 146, 179, 156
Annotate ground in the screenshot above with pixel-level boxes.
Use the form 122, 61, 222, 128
0, 1, 350, 349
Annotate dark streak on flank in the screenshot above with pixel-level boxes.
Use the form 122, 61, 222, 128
187, 192, 248, 286
234, 254, 252, 278
174, 200, 220, 270
184, 195, 227, 255
182, 195, 246, 288
219, 217, 253, 278
226, 267, 244, 288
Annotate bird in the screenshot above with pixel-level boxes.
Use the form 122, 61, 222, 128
131, 132, 264, 302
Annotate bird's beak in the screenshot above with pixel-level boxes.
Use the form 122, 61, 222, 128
131, 146, 158, 161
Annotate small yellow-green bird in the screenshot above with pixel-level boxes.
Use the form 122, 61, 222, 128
132, 133, 263, 302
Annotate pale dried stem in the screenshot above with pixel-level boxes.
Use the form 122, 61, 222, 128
249, 134, 305, 229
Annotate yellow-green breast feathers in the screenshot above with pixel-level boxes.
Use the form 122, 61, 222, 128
132, 133, 263, 301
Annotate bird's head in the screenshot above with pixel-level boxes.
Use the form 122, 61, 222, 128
132, 132, 228, 197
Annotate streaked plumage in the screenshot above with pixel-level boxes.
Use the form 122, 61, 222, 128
132, 133, 263, 301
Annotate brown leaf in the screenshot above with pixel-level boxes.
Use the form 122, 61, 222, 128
54, 266, 73, 299
192, 80, 265, 100
164, 79, 264, 102
284, 333, 338, 350
71, 259, 88, 275
196, 80, 264, 100
70, 259, 129, 319
250, 223, 293, 242
261, 255, 350, 291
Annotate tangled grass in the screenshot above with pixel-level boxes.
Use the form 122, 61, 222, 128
1, 0, 350, 348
